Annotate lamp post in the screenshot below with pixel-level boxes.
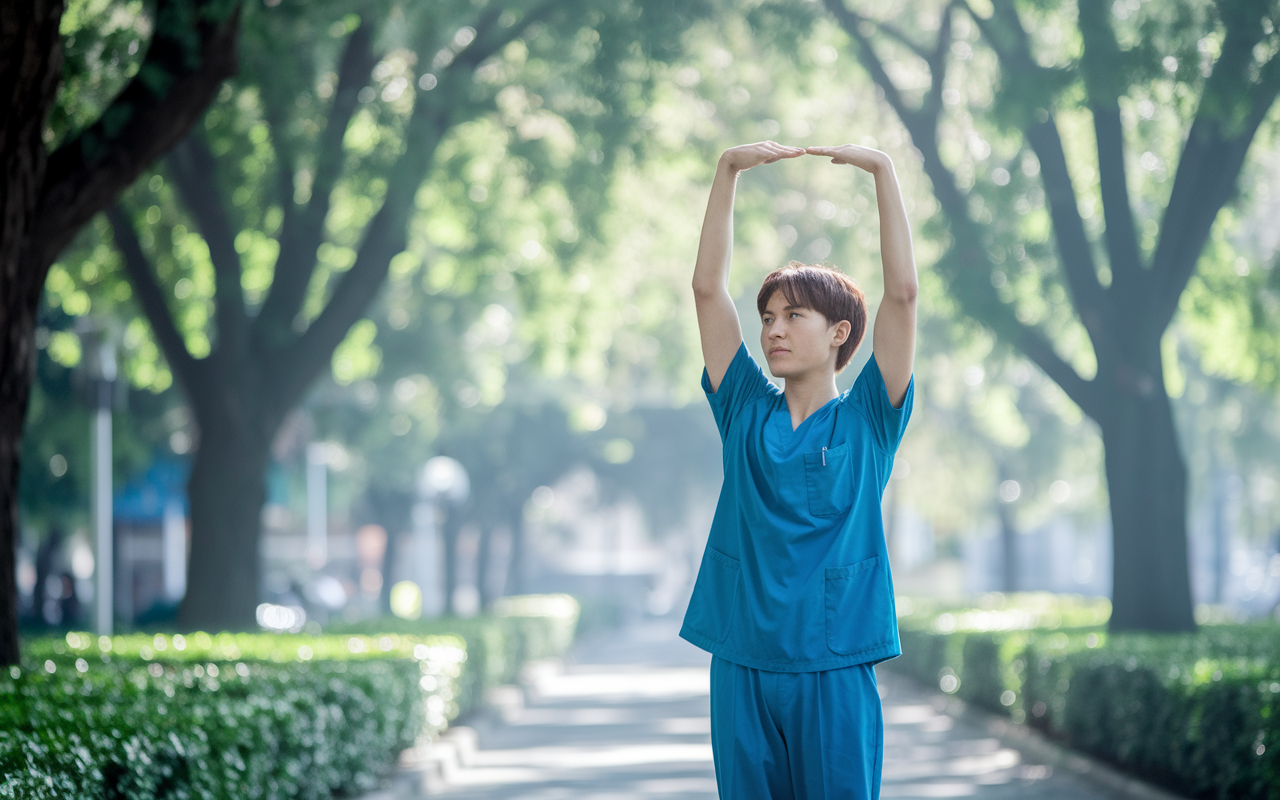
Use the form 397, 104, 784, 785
305, 442, 328, 569
77, 321, 116, 636
412, 456, 469, 617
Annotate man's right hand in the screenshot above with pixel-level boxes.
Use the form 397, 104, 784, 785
720, 141, 806, 173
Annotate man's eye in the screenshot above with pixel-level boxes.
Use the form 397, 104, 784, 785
790, 312, 801, 318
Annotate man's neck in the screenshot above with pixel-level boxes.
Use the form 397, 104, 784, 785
782, 372, 840, 431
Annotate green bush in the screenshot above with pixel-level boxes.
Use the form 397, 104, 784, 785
2, 595, 581, 799
888, 594, 1280, 800
1, 632, 465, 800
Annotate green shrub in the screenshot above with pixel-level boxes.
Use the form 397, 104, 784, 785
3, 595, 582, 799
888, 594, 1280, 800
1, 632, 466, 800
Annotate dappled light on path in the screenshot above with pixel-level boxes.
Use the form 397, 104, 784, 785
386, 621, 1184, 800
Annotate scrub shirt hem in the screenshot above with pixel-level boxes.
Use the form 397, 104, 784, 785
679, 625, 901, 672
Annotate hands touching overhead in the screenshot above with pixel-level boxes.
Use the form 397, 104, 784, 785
695, 139, 916, 404
717, 141, 892, 173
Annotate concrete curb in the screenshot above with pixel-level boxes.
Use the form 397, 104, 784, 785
357, 676, 533, 798
885, 671, 1194, 800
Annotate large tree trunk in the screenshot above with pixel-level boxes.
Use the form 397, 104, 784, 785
1097, 360, 1195, 632
0, 0, 65, 666
0, 346, 38, 664
1, 0, 239, 664
178, 423, 270, 631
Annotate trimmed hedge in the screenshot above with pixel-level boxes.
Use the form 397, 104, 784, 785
2, 632, 465, 799
890, 593, 1280, 800
2, 595, 580, 799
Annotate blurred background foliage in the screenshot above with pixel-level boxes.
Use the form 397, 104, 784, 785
17, 0, 1280, 631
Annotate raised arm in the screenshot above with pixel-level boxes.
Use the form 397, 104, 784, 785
694, 142, 805, 391
807, 145, 917, 407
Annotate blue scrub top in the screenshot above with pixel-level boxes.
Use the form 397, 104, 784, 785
680, 343, 914, 672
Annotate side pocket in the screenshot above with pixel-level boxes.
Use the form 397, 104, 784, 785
804, 443, 854, 517
684, 547, 742, 644
825, 556, 892, 656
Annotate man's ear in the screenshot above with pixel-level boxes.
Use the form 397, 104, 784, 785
831, 319, 851, 347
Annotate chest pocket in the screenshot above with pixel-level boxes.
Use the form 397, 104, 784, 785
803, 442, 854, 517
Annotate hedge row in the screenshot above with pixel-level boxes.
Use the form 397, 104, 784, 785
2, 594, 581, 800
889, 593, 1280, 800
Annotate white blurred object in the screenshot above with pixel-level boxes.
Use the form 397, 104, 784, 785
306, 442, 328, 568
420, 456, 470, 503
70, 538, 95, 581
309, 574, 348, 610
256, 602, 306, 632
162, 498, 186, 600
412, 457, 469, 617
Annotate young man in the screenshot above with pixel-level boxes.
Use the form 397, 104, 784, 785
682, 140, 917, 800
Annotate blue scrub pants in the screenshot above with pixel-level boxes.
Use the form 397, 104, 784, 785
709, 656, 883, 800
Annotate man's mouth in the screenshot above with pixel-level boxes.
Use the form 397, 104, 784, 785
769, 347, 789, 356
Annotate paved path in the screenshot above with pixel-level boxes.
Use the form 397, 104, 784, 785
375, 620, 1185, 800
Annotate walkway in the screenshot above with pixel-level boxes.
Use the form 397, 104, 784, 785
370, 620, 1187, 800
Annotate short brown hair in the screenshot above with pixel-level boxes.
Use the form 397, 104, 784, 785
757, 261, 867, 372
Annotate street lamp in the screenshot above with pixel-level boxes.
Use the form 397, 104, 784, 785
411, 456, 469, 616
76, 319, 117, 636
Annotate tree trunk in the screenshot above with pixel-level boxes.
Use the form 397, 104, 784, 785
997, 502, 1018, 594
0, 387, 27, 663
1098, 366, 1195, 632
178, 423, 270, 631
505, 506, 525, 597
476, 523, 494, 609
0, 0, 64, 666
442, 507, 461, 616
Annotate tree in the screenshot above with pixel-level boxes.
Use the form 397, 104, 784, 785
0, 0, 240, 665
783, 0, 1280, 631
105, 0, 711, 631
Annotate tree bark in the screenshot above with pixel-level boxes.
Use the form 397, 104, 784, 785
0, 0, 67, 667
1096, 357, 1195, 632
996, 494, 1018, 594
442, 506, 462, 616
0, 0, 240, 665
179, 417, 271, 631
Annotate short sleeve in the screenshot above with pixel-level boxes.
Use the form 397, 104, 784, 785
702, 342, 774, 440
845, 352, 913, 453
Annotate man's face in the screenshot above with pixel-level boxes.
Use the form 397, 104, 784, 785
759, 291, 848, 380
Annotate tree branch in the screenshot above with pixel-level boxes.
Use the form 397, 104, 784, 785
1076, 0, 1143, 300
1021, 120, 1110, 331
1149, 15, 1280, 336
970, 2, 1110, 347
167, 131, 247, 358
823, 0, 923, 128
931, 179, 1103, 417
104, 204, 202, 393
255, 19, 378, 343
266, 3, 554, 412
826, 0, 1100, 417
31, 0, 241, 272
920, 3, 957, 124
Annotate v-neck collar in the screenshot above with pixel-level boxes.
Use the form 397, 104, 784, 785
774, 393, 842, 436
